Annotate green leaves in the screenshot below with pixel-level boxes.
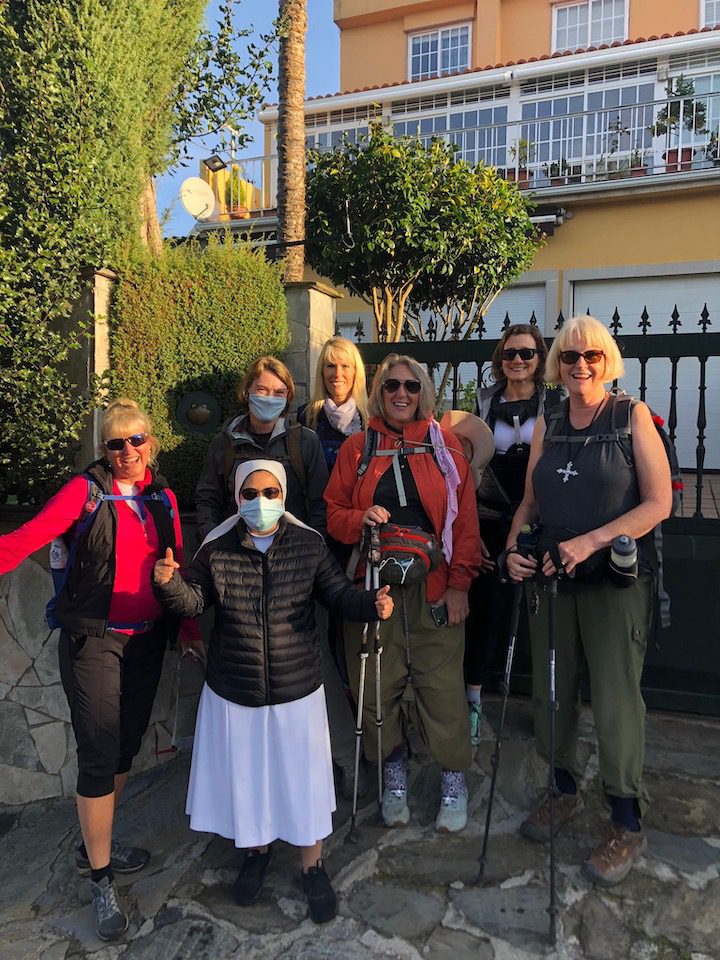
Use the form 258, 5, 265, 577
306, 126, 541, 342
110, 237, 289, 506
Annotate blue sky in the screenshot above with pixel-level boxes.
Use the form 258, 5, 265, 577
157, 0, 340, 236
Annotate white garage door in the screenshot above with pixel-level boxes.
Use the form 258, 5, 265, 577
572, 275, 720, 470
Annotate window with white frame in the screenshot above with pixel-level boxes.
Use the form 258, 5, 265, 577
553, 1, 627, 52
409, 24, 471, 82
703, 1, 720, 27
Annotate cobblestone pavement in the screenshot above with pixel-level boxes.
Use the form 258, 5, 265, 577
1, 698, 719, 960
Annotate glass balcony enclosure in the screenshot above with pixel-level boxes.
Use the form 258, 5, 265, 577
195, 49, 720, 226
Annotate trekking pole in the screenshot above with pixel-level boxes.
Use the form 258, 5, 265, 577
475, 579, 523, 884
369, 525, 384, 825
545, 572, 559, 947
347, 528, 372, 844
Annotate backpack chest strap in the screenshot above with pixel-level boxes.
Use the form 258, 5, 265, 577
373, 446, 432, 508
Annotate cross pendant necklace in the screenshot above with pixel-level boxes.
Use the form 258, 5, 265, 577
555, 393, 608, 484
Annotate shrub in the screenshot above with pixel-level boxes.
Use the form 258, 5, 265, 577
109, 236, 289, 506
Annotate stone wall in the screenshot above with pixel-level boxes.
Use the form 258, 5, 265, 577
0, 515, 204, 806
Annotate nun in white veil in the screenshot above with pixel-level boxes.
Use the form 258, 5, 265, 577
152, 458, 393, 920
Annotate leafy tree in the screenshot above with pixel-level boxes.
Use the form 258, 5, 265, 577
277, 0, 307, 282
305, 126, 541, 344
0, 0, 278, 502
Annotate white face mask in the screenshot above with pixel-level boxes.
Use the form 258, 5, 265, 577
248, 394, 286, 422
239, 496, 284, 533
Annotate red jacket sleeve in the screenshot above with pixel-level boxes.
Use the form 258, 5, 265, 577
324, 433, 368, 545
0, 476, 89, 576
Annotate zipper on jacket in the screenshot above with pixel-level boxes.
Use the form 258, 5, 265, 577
261, 553, 270, 704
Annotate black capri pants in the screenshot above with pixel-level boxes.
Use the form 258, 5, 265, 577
59, 625, 166, 798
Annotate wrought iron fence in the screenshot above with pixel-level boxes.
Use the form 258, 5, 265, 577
355, 305, 720, 521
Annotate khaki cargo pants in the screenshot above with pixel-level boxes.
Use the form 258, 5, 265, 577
344, 582, 472, 773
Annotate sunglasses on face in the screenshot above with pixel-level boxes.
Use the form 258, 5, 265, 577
382, 378, 422, 395
240, 487, 282, 501
559, 349, 605, 365
501, 347, 538, 361
104, 434, 148, 452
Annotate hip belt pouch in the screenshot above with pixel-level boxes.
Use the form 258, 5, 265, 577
377, 524, 442, 586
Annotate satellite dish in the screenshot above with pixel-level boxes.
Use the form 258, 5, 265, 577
180, 177, 217, 221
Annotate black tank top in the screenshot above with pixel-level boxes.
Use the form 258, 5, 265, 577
533, 396, 655, 577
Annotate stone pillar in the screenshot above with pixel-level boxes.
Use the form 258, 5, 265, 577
284, 280, 343, 407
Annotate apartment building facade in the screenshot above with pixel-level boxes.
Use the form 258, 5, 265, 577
196, 0, 720, 468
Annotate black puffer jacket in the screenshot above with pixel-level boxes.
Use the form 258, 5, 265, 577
154, 518, 378, 707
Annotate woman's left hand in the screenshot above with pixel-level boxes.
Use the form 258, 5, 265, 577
375, 584, 394, 620
541, 533, 596, 578
440, 587, 470, 625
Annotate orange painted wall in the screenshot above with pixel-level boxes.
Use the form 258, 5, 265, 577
337, 0, 704, 91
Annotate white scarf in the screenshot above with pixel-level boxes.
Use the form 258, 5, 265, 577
197, 458, 322, 554
323, 397, 361, 436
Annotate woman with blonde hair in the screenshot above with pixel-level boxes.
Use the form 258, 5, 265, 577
325, 354, 481, 833
298, 336, 368, 471
0, 399, 201, 940
506, 315, 672, 886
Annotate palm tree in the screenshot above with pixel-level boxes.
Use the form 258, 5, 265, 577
277, 0, 307, 282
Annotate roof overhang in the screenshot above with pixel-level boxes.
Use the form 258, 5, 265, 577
259, 31, 720, 124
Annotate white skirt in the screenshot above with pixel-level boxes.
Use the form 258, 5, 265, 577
186, 683, 336, 848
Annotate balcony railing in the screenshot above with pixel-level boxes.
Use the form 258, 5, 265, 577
198, 89, 720, 224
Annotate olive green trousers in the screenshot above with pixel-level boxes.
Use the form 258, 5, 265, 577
344, 582, 472, 773
527, 575, 653, 813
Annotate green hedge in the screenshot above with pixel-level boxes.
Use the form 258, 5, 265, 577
109, 236, 289, 506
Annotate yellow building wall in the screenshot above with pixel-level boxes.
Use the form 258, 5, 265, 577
533, 190, 720, 273
337, 0, 704, 91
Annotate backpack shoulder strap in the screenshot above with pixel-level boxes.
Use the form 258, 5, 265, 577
223, 432, 235, 489
357, 428, 379, 477
285, 418, 307, 493
543, 398, 569, 442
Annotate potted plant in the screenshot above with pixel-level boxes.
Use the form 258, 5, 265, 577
704, 130, 720, 166
651, 75, 707, 173
508, 138, 534, 188
225, 168, 251, 219
543, 157, 569, 186
629, 146, 649, 177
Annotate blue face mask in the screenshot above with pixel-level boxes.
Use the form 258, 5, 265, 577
240, 496, 285, 533
248, 393, 287, 423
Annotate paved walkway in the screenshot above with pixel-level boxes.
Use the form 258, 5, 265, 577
1, 698, 719, 960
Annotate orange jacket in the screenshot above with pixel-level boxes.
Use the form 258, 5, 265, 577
325, 416, 480, 603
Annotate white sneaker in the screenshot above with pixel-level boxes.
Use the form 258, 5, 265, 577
435, 788, 468, 833
381, 788, 410, 827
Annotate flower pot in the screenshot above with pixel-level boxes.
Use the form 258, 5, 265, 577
229, 208, 251, 220
630, 165, 648, 178
663, 147, 693, 173
507, 168, 531, 189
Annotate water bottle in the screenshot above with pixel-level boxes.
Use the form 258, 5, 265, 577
609, 535, 638, 587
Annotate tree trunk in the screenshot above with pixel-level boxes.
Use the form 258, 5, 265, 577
277, 0, 307, 283
140, 176, 163, 256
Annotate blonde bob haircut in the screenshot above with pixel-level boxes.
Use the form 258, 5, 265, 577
367, 353, 436, 421
304, 336, 368, 430
100, 398, 160, 466
237, 355, 295, 414
545, 315, 624, 385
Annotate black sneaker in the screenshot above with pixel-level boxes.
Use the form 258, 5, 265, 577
76, 840, 150, 875
234, 847, 272, 906
301, 859, 337, 924
89, 875, 128, 941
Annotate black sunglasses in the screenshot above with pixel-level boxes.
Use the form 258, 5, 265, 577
382, 378, 422, 395
559, 349, 604, 365
104, 433, 148, 452
240, 487, 282, 501
501, 347, 538, 361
